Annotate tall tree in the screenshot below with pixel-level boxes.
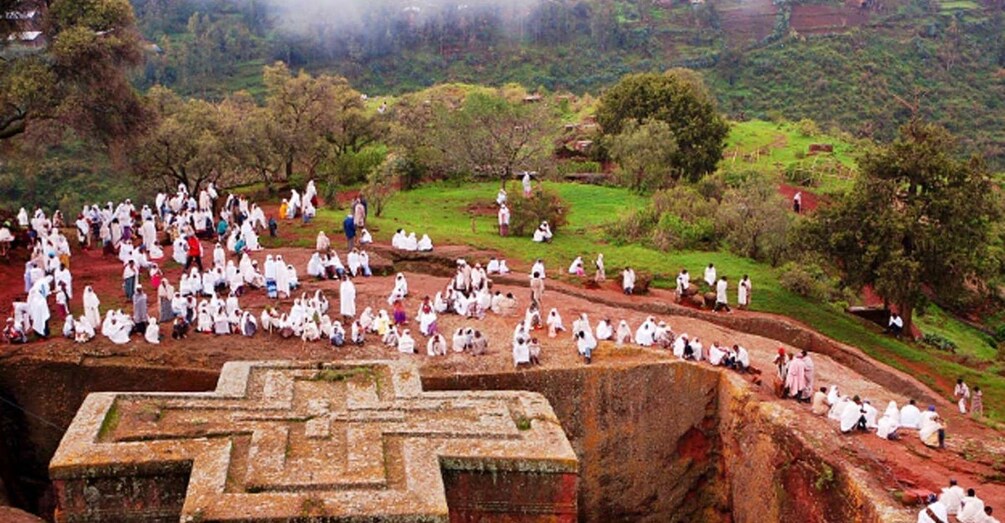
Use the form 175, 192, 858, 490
808, 121, 1001, 334
433, 90, 557, 186
261, 62, 379, 181
0, 0, 147, 142
596, 70, 729, 183
129, 86, 229, 191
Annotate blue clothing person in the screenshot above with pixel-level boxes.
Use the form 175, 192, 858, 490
343, 215, 356, 250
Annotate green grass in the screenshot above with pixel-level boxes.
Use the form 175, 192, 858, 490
320, 180, 1005, 421
722, 120, 859, 195
915, 305, 999, 361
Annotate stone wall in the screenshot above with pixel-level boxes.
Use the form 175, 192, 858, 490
424, 362, 725, 523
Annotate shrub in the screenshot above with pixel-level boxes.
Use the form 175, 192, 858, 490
652, 213, 716, 251
509, 189, 569, 237
557, 160, 602, 175
922, 333, 958, 352
778, 261, 843, 301
796, 118, 820, 137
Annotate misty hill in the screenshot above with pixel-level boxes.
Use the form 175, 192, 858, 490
132, 0, 1005, 163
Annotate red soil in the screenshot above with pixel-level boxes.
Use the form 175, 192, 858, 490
778, 183, 821, 213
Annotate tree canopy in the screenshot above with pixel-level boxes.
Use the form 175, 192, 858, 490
429, 90, 558, 185
0, 0, 146, 143
596, 69, 729, 183
609, 118, 678, 192
807, 121, 1001, 332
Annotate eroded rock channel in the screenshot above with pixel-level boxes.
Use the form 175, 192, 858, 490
0, 357, 886, 522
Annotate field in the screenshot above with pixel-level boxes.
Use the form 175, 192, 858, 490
306, 179, 1005, 423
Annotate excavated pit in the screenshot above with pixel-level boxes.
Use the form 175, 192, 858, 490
0, 357, 885, 522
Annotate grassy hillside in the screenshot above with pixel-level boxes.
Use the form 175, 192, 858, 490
299, 179, 1005, 423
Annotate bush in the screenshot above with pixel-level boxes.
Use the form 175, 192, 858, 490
557, 160, 602, 175
922, 333, 958, 352
605, 185, 719, 251
715, 175, 792, 265
509, 189, 569, 237
796, 118, 820, 137
778, 261, 844, 301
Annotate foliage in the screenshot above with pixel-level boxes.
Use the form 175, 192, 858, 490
609, 118, 679, 192
806, 121, 1002, 332
777, 261, 845, 303
605, 185, 718, 251
508, 189, 569, 237
922, 333, 959, 352
362, 154, 407, 217
714, 175, 792, 265
0, 0, 146, 144
556, 160, 602, 175
596, 70, 729, 182
430, 90, 559, 184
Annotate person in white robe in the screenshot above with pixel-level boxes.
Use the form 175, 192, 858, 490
103, 311, 132, 344
27, 276, 52, 337
917, 495, 950, 523
577, 329, 597, 364
339, 276, 356, 318
74, 315, 95, 343
862, 400, 879, 428
497, 188, 507, 205
449, 328, 468, 353
738, 275, 752, 309
521, 172, 532, 196
83, 286, 101, 328
635, 317, 655, 346
899, 400, 922, 429
532, 221, 552, 243
875, 409, 899, 440
828, 396, 851, 422
421, 332, 445, 356
708, 343, 726, 366
397, 329, 416, 353
513, 336, 531, 367
417, 234, 433, 251
704, 263, 717, 287
958, 491, 985, 523
546, 309, 565, 338
616, 321, 632, 346
568, 256, 584, 276
622, 267, 636, 295
359, 228, 373, 245
918, 407, 945, 448
62, 315, 74, 339
145, 318, 160, 344
690, 338, 704, 361
840, 397, 866, 433
307, 253, 325, 279
275, 256, 291, 298
939, 480, 966, 517
595, 319, 613, 341
418, 306, 437, 337
302, 320, 321, 342
735, 345, 750, 371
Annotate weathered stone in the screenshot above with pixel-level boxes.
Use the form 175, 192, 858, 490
49, 361, 578, 522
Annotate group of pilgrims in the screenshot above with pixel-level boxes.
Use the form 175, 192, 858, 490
1, 181, 378, 347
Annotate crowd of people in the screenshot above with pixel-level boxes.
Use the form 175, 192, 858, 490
2, 181, 998, 518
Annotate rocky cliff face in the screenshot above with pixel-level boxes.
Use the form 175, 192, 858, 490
0, 356, 902, 522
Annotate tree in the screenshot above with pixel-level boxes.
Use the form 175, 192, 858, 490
609, 119, 679, 192
0, 0, 147, 143
596, 70, 729, 183
433, 90, 558, 186
129, 86, 230, 191
261, 62, 380, 182
808, 121, 1001, 334
715, 175, 791, 265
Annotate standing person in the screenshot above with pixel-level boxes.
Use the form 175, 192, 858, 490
714, 277, 731, 313
123, 260, 138, 301
353, 198, 367, 231
971, 386, 984, 418
184, 234, 203, 272
498, 203, 510, 237
793, 191, 802, 213
955, 378, 970, 414
132, 286, 149, 335
530, 272, 545, 308
594, 253, 606, 283
339, 275, 356, 319
522, 172, 532, 197
622, 267, 636, 295
343, 214, 356, 250
738, 274, 751, 309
